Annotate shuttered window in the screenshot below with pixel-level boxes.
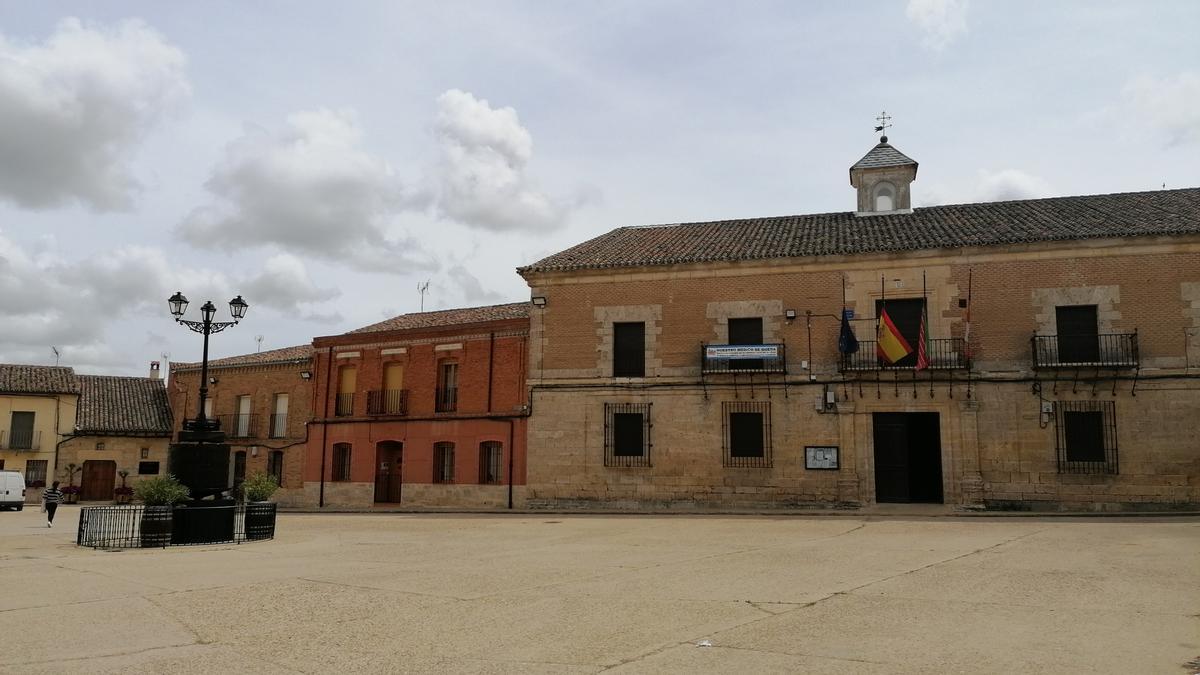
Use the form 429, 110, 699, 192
434, 442, 455, 483
613, 322, 646, 377
479, 442, 502, 484
332, 443, 352, 481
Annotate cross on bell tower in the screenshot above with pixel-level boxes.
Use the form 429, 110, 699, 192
874, 111, 892, 142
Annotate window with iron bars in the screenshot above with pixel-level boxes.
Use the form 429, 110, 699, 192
332, 443, 352, 481
433, 442, 455, 483
722, 401, 771, 468
479, 441, 503, 484
604, 402, 652, 467
1055, 400, 1118, 474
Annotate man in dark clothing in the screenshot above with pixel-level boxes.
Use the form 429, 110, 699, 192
42, 481, 63, 528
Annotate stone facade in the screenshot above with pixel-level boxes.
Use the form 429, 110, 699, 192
522, 240, 1200, 511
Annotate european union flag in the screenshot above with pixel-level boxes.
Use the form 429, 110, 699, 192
838, 312, 860, 354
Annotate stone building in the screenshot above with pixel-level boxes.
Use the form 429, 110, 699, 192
517, 137, 1200, 511
0, 365, 79, 502
58, 368, 173, 501
304, 303, 529, 509
168, 345, 313, 506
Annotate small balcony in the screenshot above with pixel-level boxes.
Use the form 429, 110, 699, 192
268, 414, 288, 438
1, 430, 40, 451
1032, 333, 1138, 369
435, 387, 458, 413
701, 344, 786, 374
840, 338, 968, 372
367, 389, 409, 416
335, 393, 355, 417
220, 414, 260, 439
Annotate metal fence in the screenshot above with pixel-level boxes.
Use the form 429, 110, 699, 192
1032, 333, 1139, 369
840, 338, 967, 372
76, 503, 277, 549
701, 343, 787, 374
367, 389, 409, 415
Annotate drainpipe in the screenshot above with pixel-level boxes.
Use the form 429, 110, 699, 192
507, 417, 515, 510
318, 346, 333, 508
487, 332, 495, 413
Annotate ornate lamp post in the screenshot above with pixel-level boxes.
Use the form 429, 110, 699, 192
168, 292, 248, 432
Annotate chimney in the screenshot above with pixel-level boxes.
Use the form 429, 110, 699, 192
150, 361, 161, 379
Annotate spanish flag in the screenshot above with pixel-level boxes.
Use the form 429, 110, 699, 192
876, 307, 912, 364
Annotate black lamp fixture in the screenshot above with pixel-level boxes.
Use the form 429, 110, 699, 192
168, 291, 249, 431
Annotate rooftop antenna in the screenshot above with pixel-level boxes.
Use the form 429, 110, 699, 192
874, 110, 892, 142
417, 280, 431, 312
255, 335, 264, 353
51, 346, 60, 366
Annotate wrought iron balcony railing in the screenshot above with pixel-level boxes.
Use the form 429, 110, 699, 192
334, 393, 355, 417
435, 387, 458, 413
367, 389, 409, 416
701, 343, 786, 374
220, 414, 260, 438
268, 414, 288, 438
1, 429, 41, 451
839, 338, 968, 372
1031, 333, 1138, 369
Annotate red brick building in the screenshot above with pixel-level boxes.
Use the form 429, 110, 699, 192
168, 345, 314, 506
304, 303, 530, 508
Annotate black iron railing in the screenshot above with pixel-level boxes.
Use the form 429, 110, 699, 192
367, 389, 409, 415
220, 414, 259, 438
76, 502, 277, 549
3, 429, 41, 450
839, 338, 967, 372
268, 413, 288, 438
335, 393, 355, 417
701, 343, 786, 374
435, 387, 458, 413
1032, 333, 1138, 369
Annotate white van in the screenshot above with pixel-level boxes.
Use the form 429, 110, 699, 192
1, 471, 26, 511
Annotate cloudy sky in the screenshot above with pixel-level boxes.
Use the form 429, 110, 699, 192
0, 1, 1196, 375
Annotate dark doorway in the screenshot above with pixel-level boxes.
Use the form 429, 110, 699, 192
872, 412, 943, 503
875, 298, 925, 368
1056, 305, 1099, 363
728, 317, 765, 370
80, 460, 116, 501
374, 441, 403, 503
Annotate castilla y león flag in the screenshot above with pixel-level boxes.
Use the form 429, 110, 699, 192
876, 307, 913, 364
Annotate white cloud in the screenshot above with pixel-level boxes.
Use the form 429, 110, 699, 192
0, 18, 189, 210
905, 0, 968, 51
918, 169, 1054, 206
178, 108, 434, 271
240, 254, 340, 312
1122, 72, 1200, 147
446, 264, 504, 304
434, 89, 567, 231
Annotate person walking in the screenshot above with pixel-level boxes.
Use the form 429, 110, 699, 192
42, 481, 64, 528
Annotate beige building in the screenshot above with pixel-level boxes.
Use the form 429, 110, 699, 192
518, 137, 1200, 511
0, 365, 79, 501
58, 367, 173, 501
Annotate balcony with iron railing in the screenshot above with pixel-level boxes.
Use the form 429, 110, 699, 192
435, 387, 458, 413
1032, 333, 1138, 369
220, 414, 260, 438
701, 344, 787, 374
268, 414, 289, 438
840, 338, 968, 372
1, 429, 42, 451
335, 393, 355, 417
367, 389, 409, 416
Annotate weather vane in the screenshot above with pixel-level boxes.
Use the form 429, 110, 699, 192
874, 110, 891, 142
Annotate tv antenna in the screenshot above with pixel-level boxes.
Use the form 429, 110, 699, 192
51, 346, 60, 366
417, 280, 431, 312
255, 335, 264, 352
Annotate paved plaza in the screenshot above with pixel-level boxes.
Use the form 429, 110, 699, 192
1, 508, 1197, 674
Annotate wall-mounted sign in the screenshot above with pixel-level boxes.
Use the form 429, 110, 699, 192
705, 344, 779, 360
805, 446, 839, 470
842, 309, 855, 320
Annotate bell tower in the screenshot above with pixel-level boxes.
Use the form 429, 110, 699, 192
850, 112, 918, 216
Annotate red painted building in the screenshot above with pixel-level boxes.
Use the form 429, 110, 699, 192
304, 303, 530, 508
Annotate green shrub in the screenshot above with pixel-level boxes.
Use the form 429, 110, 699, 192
242, 472, 279, 502
133, 475, 190, 506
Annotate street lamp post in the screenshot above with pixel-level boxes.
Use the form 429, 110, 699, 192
168, 292, 248, 432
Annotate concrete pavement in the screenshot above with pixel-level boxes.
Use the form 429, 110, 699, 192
1, 507, 1197, 673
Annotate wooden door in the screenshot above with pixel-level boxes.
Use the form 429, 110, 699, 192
81, 460, 116, 501
373, 442, 403, 503
872, 413, 910, 503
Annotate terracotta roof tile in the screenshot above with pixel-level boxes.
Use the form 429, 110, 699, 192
347, 302, 530, 334
0, 364, 79, 395
519, 187, 1200, 274
172, 344, 313, 372
75, 375, 173, 436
